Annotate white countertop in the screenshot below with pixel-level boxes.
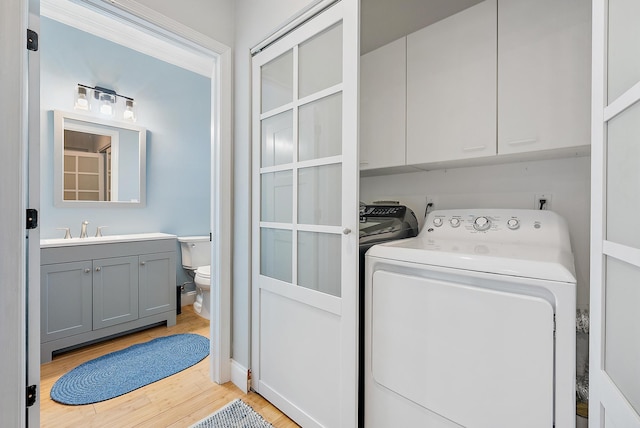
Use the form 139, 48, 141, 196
40, 232, 177, 248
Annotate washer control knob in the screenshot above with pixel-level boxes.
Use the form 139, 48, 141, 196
473, 216, 491, 231
507, 218, 520, 230
433, 217, 444, 227
450, 217, 461, 228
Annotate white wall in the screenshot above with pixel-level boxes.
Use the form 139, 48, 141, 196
360, 156, 591, 308
233, 0, 316, 368
133, 0, 234, 48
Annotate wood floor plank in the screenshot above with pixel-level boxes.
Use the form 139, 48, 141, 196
41, 305, 298, 427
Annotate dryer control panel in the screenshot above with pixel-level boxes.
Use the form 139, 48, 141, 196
423, 209, 570, 250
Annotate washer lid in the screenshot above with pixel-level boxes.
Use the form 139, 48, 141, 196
195, 265, 211, 279
366, 209, 576, 284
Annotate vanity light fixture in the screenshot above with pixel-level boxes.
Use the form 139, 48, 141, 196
74, 84, 137, 121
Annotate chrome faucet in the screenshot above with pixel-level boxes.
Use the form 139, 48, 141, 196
95, 226, 107, 237
80, 220, 89, 238
56, 227, 72, 239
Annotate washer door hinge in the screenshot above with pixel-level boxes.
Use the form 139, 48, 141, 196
26, 385, 37, 407
27, 29, 38, 51
26, 208, 38, 230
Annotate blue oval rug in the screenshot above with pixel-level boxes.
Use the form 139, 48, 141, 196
51, 333, 210, 405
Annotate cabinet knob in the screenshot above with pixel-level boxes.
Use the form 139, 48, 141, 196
95, 267, 101, 272
84, 268, 91, 273
343, 228, 352, 235
140, 261, 146, 266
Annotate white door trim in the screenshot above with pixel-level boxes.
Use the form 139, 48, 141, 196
0, 0, 29, 425
39, 0, 234, 385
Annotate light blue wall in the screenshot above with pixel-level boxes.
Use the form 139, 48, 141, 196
40, 17, 211, 286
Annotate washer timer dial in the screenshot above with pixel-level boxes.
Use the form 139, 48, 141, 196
473, 216, 491, 231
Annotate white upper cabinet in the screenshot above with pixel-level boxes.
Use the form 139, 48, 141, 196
497, 0, 591, 155
360, 37, 407, 170
406, 0, 497, 164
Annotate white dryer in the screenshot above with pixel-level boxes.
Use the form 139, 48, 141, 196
364, 209, 576, 428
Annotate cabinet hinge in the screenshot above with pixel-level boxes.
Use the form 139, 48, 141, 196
26, 208, 38, 230
26, 385, 37, 407
27, 29, 38, 51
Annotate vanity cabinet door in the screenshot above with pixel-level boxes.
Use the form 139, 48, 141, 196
41, 261, 93, 342
139, 252, 176, 318
92, 256, 139, 329
406, 0, 497, 164
497, 0, 591, 155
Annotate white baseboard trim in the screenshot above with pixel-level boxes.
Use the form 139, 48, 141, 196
231, 359, 250, 393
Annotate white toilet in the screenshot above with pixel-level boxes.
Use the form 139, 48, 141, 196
178, 236, 211, 320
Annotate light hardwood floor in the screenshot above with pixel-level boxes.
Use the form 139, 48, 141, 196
40, 305, 298, 428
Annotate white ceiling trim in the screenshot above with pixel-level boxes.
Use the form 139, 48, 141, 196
41, 0, 215, 77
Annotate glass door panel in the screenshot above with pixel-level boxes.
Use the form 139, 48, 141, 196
261, 110, 294, 167
607, 0, 640, 103
298, 164, 341, 226
298, 22, 343, 98
260, 228, 292, 283
606, 100, 640, 247
261, 50, 294, 113
298, 93, 342, 161
298, 231, 341, 297
605, 257, 640, 413
261, 171, 293, 223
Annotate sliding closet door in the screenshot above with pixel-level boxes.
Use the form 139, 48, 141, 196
251, 2, 359, 427
590, 0, 640, 426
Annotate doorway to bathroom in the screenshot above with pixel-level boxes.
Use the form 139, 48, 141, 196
29, 0, 233, 423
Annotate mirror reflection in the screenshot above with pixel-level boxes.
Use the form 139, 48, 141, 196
54, 110, 146, 207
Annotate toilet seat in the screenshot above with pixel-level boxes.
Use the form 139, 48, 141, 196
195, 265, 211, 289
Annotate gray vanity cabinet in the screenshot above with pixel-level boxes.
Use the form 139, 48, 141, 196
92, 255, 139, 329
41, 261, 93, 342
139, 251, 176, 317
40, 236, 177, 363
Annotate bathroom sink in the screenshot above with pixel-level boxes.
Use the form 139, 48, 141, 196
40, 232, 177, 248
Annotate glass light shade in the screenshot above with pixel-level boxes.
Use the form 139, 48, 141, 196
98, 93, 115, 117
123, 99, 136, 122
74, 86, 90, 111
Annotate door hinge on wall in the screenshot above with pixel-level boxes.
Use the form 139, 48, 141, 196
26, 208, 38, 230
27, 29, 38, 51
26, 385, 37, 407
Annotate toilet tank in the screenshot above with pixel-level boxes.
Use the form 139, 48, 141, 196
178, 236, 211, 269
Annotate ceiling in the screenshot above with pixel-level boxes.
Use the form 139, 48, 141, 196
360, 0, 483, 54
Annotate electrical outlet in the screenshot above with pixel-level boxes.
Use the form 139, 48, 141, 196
425, 196, 436, 213
534, 194, 552, 210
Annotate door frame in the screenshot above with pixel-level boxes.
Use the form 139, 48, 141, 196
38, 0, 233, 383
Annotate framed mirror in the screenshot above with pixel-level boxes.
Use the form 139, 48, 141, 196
53, 110, 146, 207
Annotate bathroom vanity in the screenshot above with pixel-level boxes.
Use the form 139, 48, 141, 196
40, 233, 177, 363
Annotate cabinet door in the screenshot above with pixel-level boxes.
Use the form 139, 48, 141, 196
139, 251, 176, 317
406, 0, 497, 164
497, 0, 591, 155
360, 37, 406, 170
41, 261, 93, 342
93, 256, 139, 329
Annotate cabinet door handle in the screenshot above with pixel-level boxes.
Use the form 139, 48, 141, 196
462, 145, 487, 152
84, 268, 91, 273
506, 138, 538, 146
140, 261, 146, 266
95, 267, 101, 272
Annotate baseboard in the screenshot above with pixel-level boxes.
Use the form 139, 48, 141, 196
231, 359, 250, 393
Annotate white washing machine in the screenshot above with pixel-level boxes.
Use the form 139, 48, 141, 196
364, 209, 576, 428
